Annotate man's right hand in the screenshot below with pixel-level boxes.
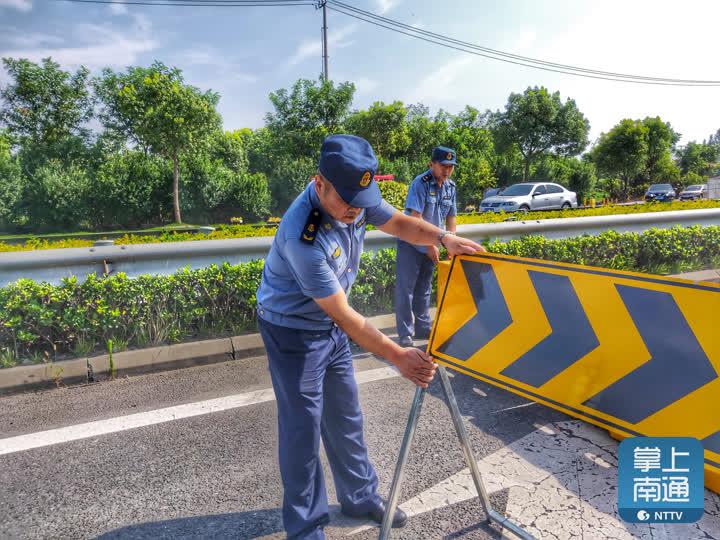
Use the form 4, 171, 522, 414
393, 348, 437, 388
426, 245, 440, 264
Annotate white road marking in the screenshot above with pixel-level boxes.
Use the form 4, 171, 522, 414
342, 420, 720, 539
0, 366, 399, 456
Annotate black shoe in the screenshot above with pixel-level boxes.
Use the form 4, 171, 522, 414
398, 336, 414, 347
342, 499, 408, 528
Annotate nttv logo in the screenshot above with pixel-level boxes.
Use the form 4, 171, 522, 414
619, 437, 704, 523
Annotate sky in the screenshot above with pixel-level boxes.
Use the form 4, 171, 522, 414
1, 0, 719, 147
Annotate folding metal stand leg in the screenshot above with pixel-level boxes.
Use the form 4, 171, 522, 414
379, 366, 536, 540
378, 386, 426, 540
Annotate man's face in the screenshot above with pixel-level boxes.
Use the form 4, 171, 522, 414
315, 175, 362, 224
430, 161, 454, 183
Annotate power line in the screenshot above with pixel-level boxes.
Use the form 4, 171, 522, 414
331, 1, 719, 85
57, 0, 314, 6
327, 1, 720, 86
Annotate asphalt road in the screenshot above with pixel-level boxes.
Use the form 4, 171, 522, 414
1, 346, 718, 540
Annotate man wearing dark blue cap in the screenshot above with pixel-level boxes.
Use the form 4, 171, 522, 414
256, 135, 481, 539
394, 146, 458, 347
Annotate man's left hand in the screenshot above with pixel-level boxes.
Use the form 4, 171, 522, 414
442, 234, 485, 256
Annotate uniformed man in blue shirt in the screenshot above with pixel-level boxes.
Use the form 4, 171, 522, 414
395, 146, 458, 347
256, 135, 481, 539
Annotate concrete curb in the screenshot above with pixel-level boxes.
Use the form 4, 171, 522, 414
0, 313, 398, 395
674, 268, 720, 283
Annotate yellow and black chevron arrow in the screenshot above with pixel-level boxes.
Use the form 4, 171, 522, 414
430, 253, 720, 493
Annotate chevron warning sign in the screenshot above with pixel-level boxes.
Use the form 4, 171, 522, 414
430, 253, 720, 492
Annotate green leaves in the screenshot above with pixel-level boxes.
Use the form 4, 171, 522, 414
494, 86, 590, 181
591, 117, 683, 198
378, 181, 409, 210
265, 77, 355, 159
1, 226, 718, 366
344, 101, 411, 159
94, 62, 222, 223
0, 58, 93, 149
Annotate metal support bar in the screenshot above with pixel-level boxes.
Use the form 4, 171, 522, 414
437, 366, 535, 540
378, 386, 425, 540
379, 366, 536, 540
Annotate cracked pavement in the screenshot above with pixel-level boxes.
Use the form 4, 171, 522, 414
0, 353, 718, 539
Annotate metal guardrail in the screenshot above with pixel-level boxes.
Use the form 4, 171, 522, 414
1, 208, 719, 287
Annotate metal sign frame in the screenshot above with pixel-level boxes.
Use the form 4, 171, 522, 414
379, 366, 535, 539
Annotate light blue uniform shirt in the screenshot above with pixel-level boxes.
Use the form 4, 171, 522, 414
256, 181, 395, 330
404, 170, 457, 253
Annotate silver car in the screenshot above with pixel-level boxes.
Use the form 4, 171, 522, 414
679, 184, 707, 200
480, 182, 578, 213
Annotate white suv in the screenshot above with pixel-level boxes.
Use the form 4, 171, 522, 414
480, 182, 578, 213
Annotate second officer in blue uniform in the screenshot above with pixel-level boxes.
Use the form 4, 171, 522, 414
395, 146, 458, 347
256, 135, 481, 539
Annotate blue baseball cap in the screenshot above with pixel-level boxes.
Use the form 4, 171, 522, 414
318, 134, 381, 208
432, 146, 457, 165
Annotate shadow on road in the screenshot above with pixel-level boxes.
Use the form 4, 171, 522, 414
95, 504, 384, 540
95, 508, 284, 539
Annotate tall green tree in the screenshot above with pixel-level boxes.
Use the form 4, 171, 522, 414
494, 86, 590, 181
677, 141, 718, 177
96, 63, 222, 223
592, 119, 648, 198
265, 78, 355, 159
708, 128, 720, 150
0, 131, 23, 226
567, 159, 597, 203
401, 105, 455, 172
344, 101, 410, 159
209, 129, 250, 172
0, 57, 94, 167
446, 106, 497, 206
641, 116, 680, 183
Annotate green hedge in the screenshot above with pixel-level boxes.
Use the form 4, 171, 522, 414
1, 226, 719, 367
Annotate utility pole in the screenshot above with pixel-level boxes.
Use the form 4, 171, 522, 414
318, 1, 329, 80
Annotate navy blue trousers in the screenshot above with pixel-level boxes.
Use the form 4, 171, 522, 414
258, 318, 380, 539
394, 239, 435, 340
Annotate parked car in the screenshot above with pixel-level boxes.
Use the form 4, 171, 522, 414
480, 182, 578, 213
678, 184, 707, 200
644, 183, 676, 202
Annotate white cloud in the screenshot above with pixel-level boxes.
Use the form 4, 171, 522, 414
2, 30, 64, 48
354, 76, 379, 96
406, 55, 475, 104
507, 29, 537, 53
0, 0, 32, 12
509, 0, 720, 144
180, 47, 258, 84
376, 0, 398, 15
288, 24, 357, 66
108, 2, 128, 15
1, 22, 158, 71
389, 0, 720, 144
130, 12, 151, 33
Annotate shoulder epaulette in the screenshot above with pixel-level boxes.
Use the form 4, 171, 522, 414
448, 179, 456, 187
422, 173, 432, 182
300, 208, 322, 244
